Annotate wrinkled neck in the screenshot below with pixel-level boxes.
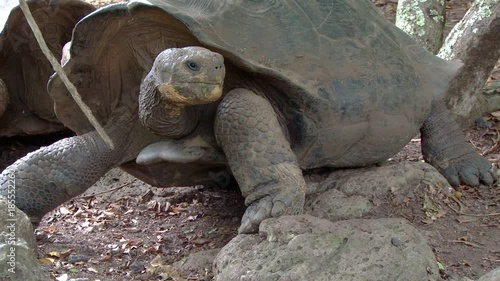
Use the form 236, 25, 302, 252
139, 78, 199, 138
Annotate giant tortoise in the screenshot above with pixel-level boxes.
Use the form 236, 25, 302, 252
0, 0, 94, 136
0, 0, 495, 233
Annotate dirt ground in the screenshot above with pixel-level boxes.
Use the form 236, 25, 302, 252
0, 0, 499, 280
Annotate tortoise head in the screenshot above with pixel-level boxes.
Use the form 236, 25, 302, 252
147, 46, 225, 106
139, 46, 225, 137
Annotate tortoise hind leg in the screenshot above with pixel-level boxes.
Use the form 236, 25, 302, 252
420, 100, 495, 186
215, 88, 305, 234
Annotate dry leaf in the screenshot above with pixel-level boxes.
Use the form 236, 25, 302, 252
48, 251, 60, 258
155, 228, 170, 234
60, 249, 74, 259
41, 225, 57, 233
65, 218, 78, 224
125, 227, 141, 233
421, 218, 434, 224
39, 257, 55, 264
145, 245, 161, 254
191, 238, 211, 245
55, 274, 69, 281
59, 206, 72, 215
100, 252, 113, 262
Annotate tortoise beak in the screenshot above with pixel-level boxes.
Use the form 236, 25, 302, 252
157, 80, 223, 105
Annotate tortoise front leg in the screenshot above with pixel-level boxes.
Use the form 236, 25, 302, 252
0, 116, 148, 225
0, 132, 121, 225
215, 88, 305, 234
421, 100, 496, 186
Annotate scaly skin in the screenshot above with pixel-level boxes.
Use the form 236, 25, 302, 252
139, 47, 224, 137
421, 100, 495, 186
215, 89, 305, 234
0, 133, 120, 224
0, 110, 153, 224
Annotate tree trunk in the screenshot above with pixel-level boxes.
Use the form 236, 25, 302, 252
437, 0, 500, 127
395, 0, 446, 53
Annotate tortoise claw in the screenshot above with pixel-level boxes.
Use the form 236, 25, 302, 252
238, 194, 304, 234
442, 154, 496, 187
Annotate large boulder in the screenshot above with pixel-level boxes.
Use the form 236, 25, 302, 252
477, 267, 500, 281
214, 215, 439, 281
0, 196, 50, 280
305, 161, 450, 222
147, 248, 220, 280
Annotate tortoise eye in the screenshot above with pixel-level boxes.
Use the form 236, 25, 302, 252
186, 61, 200, 71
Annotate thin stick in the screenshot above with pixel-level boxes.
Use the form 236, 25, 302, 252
451, 240, 486, 249
483, 258, 500, 263
74, 183, 130, 199
18, 0, 114, 149
462, 212, 500, 217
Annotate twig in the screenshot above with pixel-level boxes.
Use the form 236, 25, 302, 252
74, 183, 129, 199
481, 130, 500, 156
483, 258, 500, 263
462, 212, 500, 217
443, 193, 465, 214
444, 201, 461, 215
18, 0, 114, 149
451, 240, 486, 249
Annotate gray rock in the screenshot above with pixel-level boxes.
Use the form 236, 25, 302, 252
305, 162, 449, 222
477, 266, 500, 281
306, 189, 374, 222
147, 249, 220, 280
172, 248, 220, 278
317, 161, 448, 197
67, 254, 90, 264
214, 215, 439, 281
0, 197, 51, 281
129, 260, 145, 273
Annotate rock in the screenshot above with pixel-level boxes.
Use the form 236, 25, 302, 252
306, 189, 374, 222
305, 162, 449, 222
147, 249, 220, 280
214, 215, 439, 281
67, 254, 90, 264
0, 197, 51, 281
146, 255, 184, 280
477, 266, 500, 281
317, 161, 447, 196
129, 260, 145, 273
172, 248, 220, 279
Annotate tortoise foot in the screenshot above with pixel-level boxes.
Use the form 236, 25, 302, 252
441, 153, 495, 187
239, 192, 304, 234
